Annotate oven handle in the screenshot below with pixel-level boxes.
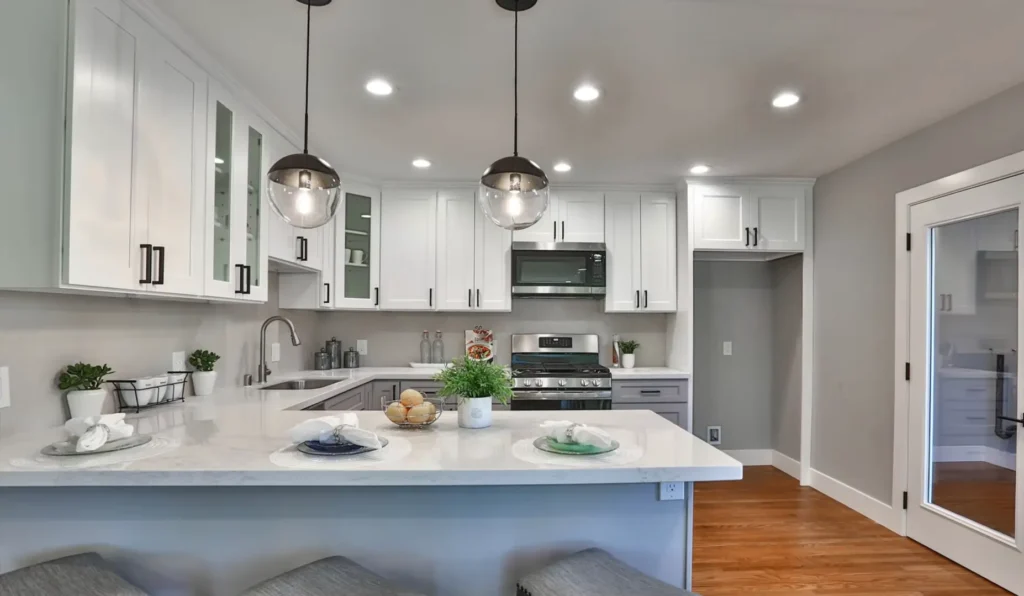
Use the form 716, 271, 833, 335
513, 391, 612, 401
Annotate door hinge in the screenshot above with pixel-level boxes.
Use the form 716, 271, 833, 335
905, 362, 910, 381
902, 491, 908, 510
906, 233, 911, 251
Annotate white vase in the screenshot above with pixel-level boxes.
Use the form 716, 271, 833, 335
622, 354, 636, 369
66, 389, 107, 419
458, 396, 493, 429
191, 371, 217, 396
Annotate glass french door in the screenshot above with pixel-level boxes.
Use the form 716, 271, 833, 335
908, 174, 1024, 593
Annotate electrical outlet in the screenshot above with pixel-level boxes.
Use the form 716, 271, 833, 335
723, 341, 732, 356
271, 343, 281, 363
658, 482, 685, 501
707, 425, 722, 445
0, 366, 10, 409
357, 339, 368, 356
171, 351, 186, 372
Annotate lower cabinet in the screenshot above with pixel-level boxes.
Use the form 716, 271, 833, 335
612, 379, 689, 429
611, 401, 689, 428
371, 381, 399, 409
313, 386, 366, 411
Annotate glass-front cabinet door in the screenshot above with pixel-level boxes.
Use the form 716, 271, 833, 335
241, 121, 269, 301
334, 185, 381, 309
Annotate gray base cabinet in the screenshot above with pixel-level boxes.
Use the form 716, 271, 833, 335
309, 385, 366, 411
612, 379, 689, 430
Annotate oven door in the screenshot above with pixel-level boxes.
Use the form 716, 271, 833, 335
511, 391, 612, 411
511, 243, 606, 296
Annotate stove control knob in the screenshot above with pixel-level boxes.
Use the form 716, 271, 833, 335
558, 379, 568, 387
580, 379, 590, 387
523, 379, 533, 387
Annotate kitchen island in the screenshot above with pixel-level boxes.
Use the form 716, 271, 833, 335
0, 370, 738, 596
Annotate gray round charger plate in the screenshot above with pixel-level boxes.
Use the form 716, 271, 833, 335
297, 436, 388, 457
41, 434, 152, 456
533, 436, 620, 456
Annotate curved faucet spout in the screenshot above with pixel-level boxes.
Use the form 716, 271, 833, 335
258, 316, 302, 383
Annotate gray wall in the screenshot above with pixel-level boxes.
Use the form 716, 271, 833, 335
0, 274, 316, 437
312, 299, 668, 367
813, 80, 1024, 502
770, 255, 803, 461
693, 261, 774, 450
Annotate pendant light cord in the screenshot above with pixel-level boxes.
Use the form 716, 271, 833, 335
303, 0, 311, 154
513, 1, 519, 157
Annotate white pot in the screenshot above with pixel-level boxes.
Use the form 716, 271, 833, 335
622, 354, 636, 369
457, 396, 493, 429
191, 371, 217, 396
66, 389, 107, 419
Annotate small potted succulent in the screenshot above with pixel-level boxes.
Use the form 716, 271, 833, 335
618, 340, 640, 369
188, 349, 220, 396
58, 362, 114, 419
434, 356, 513, 429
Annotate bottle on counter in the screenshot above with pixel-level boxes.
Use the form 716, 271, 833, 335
612, 334, 622, 368
420, 330, 431, 364
432, 330, 445, 364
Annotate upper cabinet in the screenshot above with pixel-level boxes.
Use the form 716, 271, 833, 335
334, 186, 382, 309
436, 190, 512, 312
379, 189, 437, 310
691, 183, 806, 252
604, 192, 677, 313
513, 191, 605, 243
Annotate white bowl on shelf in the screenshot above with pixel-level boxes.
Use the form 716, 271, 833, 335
115, 377, 162, 407
165, 373, 187, 400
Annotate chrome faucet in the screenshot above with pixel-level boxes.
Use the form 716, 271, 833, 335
259, 316, 302, 383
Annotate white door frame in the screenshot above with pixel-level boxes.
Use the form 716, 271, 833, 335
894, 149, 1024, 535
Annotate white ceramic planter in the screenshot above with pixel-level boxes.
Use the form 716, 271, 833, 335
457, 396, 493, 429
191, 371, 217, 396
66, 389, 107, 419
622, 354, 636, 369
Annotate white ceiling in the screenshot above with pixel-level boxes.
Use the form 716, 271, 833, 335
154, 0, 1024, 184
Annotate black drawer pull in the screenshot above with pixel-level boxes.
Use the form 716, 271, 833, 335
640, 390, 662, 395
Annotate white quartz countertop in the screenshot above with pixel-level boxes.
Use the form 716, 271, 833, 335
610, 368, 690, 380
0, 369, 737, 488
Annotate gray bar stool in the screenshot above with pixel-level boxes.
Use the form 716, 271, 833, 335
241, 556, 425, 596
516, 548, 700, 596
0, 553, 149, 596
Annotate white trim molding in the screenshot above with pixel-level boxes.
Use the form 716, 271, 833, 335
772, 451, 801, 480
810, 469, 903, 534
724, 449, 774, 466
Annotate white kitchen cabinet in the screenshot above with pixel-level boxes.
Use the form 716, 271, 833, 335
513, 191, 604, 243
691, 183, 805, 252
475, 208, 513, 311
934, 219, 978, 315
264, 133, 323, 274
380, 189, 437, 310
334, 186, 382, 309
436, 190, 512, 312
976, 209, 1018, 252
604, 192, 676, 313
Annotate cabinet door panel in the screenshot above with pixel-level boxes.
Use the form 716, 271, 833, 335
242, 120, 269, 301
934, 216, 978, 315
692, 185, 749, 250
336, 186, 381, 309
204, 90, 242, 298
266, 132, 298, 264
380, 190, 436, 310
66, 0, 143, 290
558, 191, 605, 242
640, 193, 676, 311
612, 401, 689, 429
754, 189, 804, 251
476, 208, 513, 311
436, 190, 477, 311
512, 195, 558, 243
604, 193, 641, 312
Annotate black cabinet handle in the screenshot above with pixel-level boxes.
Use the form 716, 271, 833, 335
234, 264, 244, 294
753, 227, 759, 247
644, 290, 648, 308
553, 221, 557, 240
325, 282, 331, 304
296, 237, 303, 261
745, 228, 750, 247
476, 289, 481, 308
152, 246, 165, 285
139, 244, 153, 284
429, 288, 433, 307
1015, 229, 1019, 250
468, 289, 473, 308
374, 287, 380, 306
561, 221, 565, 240
302, 237, 309, 261
244, 265, 252, 294
640, 390, 662, 395
635, 290, 640, 309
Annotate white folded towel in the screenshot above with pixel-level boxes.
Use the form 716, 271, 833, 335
289, 414, 382, 449
64, 414, 136, 453
540, 420, 614, 450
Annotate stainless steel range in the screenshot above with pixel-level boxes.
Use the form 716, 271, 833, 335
510, 334, 612, 411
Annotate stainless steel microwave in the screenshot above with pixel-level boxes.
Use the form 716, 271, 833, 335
511, 242, 606, 297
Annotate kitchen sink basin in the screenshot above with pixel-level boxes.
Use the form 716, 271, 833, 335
261, 379, 342, 391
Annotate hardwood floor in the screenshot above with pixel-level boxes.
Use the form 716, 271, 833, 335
932, 461, 1016, 538
693, 466, 1009, 595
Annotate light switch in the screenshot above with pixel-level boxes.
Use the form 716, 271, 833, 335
723, 341, 732, 356
357, 339, 368, 356
171, 351, 186, 371
271, 343, 281, 362
0, 366, 10, 409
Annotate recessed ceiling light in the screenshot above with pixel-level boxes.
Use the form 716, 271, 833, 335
573, 84, 600, 102
772, 91, 800, 109
553, 162, 572, 173
365, 78, 393, 96
412, 158, 431, 169
689, 164, 710, 175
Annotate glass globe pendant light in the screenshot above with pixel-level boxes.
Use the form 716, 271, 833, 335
479, 0, 549, 231
267, 0, 341, 229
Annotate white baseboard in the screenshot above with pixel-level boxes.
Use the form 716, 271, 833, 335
723, 449, 773, 465
809, 469, 902, 535
933, 445, 1017, 470
771, 451, 801, 480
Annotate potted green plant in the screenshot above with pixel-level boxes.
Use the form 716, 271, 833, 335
618, 340, 639, 369
58, 362, 114, 419
188, 349, 220, 396
434, 356, 513, 429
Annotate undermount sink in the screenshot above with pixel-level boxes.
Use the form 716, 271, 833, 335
261, 379, 341, 391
